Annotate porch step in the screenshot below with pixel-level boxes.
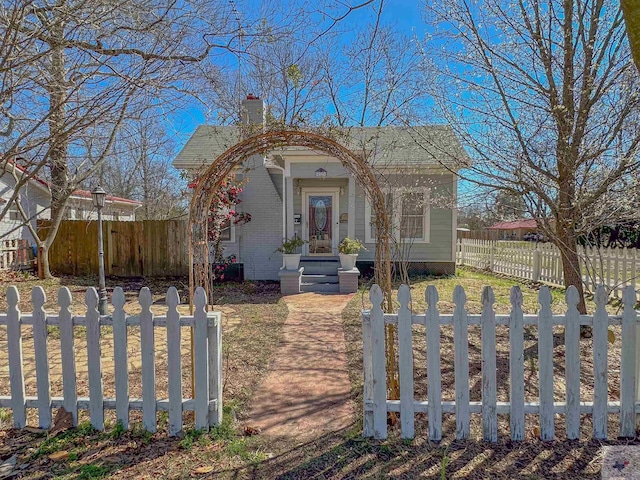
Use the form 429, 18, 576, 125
300, 282, 340, 293
301, 274, 338, 284
299, 258, 340, 276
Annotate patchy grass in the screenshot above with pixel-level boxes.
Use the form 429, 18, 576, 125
0, 277, 288, 479
0, 269, 634, 479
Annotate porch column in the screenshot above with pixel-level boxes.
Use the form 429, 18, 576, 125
348, 175, 355, 239
286, 176, 294, 239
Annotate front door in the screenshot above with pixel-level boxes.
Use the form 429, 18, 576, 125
304, 192, 338, 255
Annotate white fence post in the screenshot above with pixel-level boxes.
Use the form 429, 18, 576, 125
166, 286, 183, 436
426, 285, 442, 441
537, 286, 554, 441
489, 242, 495, 271
532, 248, 541, 282
85, 287, 104, 431
453, 285, 470, 440
593, 285, 608, 439
397, 285, 414, 439
112, 287, 129, 430
7, 286, 26, 428
193, 287, 210, 431
140, 287, 157, 433
370, 285, 387, 440
32, 287, 51, 429
481, 286, 497, 442
59, 287, 78, 426
362, 309, 374, 437
564, 286, 581, 440
208, 309, 223, 427
509, 286, 524, 441
621, 286, 637, 437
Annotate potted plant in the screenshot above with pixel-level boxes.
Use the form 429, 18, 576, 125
338, 237, 365, 270
277, 236, 307, 270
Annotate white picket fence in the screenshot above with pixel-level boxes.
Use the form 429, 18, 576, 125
362, 283, 639, 441
0, 285, 222, 436
457, 239, 640, 299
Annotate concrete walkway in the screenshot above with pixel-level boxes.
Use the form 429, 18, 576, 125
245, 292, 355, 439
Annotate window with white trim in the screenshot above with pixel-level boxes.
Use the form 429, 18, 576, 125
365, 188, 430, 243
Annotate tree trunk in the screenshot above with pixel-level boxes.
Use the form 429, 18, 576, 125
39, 243, 53, 280
555, 223, 588, 315
622, 0, 640, 71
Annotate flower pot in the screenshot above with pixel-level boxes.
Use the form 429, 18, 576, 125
282, 253, 301, 270
339, 253, 358, 270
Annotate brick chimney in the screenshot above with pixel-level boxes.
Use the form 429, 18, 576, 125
241, 94, 264, 128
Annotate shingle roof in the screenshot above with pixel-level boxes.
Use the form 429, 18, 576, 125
487, 219, 538, 230
172, 125, 470, 170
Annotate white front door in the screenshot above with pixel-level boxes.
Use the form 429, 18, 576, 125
302, 190, 339, 256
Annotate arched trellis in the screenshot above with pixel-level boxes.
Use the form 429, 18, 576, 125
188, 129, 393, 312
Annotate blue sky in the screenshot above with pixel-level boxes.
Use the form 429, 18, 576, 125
169, 0, 429, 141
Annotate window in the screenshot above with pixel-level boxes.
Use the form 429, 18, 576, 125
8, 203, 20, 221
400, 191, 426, 240
219, 218, 231, 242
365, 188, 430, 243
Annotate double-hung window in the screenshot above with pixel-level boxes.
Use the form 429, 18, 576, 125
365, 188, 430, 243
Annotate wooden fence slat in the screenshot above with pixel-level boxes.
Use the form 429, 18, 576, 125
592, 285, 608, 439
85, 288, 104, 430
481, 286, 497, 442
426, 285, 442, 441
58, 287, 77, 425
453, 286, 470, 440
6, 286, 26, 428
32, 287, 51, 429
112, 287, 129, 429
538, 286, 554, 441
166, 287, 183, 436
564, 286, 581, 440
620, 286, 637, 437
208, 311, 223, 427
509, 286, 525, 441
139, 288, 157, 433
397, 285, 414, 439
194, 287, 210, 430
370, 285, 387, 439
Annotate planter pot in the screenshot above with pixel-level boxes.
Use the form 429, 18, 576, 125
339, 253, 358, 270
282, 253, 301, 270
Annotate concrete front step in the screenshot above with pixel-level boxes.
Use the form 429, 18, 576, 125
300, 282, 340, 293
301, 274, 338, 284
299, 258, 340, 276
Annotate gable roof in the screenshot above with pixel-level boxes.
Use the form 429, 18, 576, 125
172, 125, 470, 171
2, 161, 142, 206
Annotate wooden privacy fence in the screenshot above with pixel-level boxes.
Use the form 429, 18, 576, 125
38, 220, 189, 277
457, 239, 640, 299
0, 285, 222, 436
362, 283, 638, 441
0, 239, 33, 271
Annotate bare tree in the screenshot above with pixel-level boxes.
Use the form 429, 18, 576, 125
422, 0, 640, 313
97, 114, 187, 220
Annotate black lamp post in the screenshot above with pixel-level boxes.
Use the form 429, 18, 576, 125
91, 185, 108, 315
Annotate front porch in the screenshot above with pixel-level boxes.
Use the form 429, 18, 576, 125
279, 256, 360, 295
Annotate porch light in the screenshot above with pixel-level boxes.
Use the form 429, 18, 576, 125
315, 167, 327, 179
91, 185, 107, 208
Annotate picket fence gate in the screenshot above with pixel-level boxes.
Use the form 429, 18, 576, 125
362, 283, 639, 441
0, 285, 222, 436
457, 239, 640, 300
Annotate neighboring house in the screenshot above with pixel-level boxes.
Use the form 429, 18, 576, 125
173, 96, 470, 282
0, 163, 142, 243
485, 219, 546, 241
